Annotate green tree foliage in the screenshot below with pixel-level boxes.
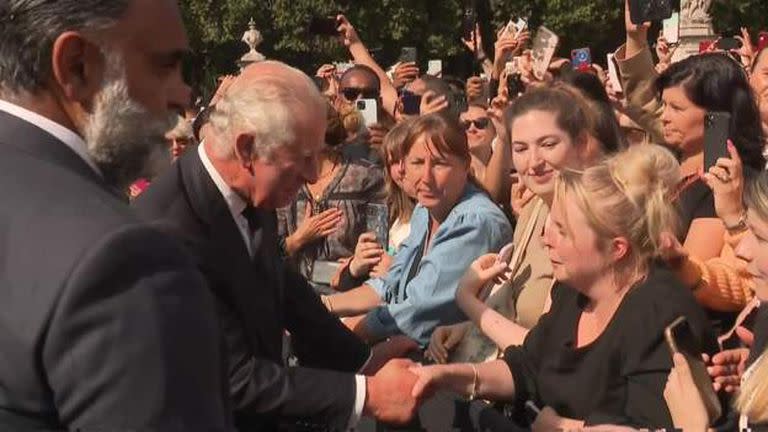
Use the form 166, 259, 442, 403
179, 0, 766, 101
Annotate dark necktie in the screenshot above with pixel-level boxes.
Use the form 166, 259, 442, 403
241, 205, 261, 236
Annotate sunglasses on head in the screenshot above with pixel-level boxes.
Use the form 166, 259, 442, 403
341, 87, 380, 101
461, 118, 490, 130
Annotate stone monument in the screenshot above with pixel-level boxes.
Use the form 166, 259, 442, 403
238, 18, 266, 70
672, 0, 715, 63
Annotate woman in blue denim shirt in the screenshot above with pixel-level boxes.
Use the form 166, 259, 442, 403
322, 113, 512, 346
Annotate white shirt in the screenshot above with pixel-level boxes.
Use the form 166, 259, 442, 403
197, 143, 367, 429
0, 99, 102, 176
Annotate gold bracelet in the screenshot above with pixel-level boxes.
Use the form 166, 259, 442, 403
468, 364, 479, 401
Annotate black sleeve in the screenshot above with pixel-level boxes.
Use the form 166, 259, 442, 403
284, 269, 371, 372
502, 283, 564, 410
337, 264, 368, 292
43, 226, 231, 431
223, 303, 356, 431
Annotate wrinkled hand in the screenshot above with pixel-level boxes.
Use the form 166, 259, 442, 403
365, 359, 420, 424
457, 254, 509, 304
466, 76, 485, 103
393, 62, 420, 90
370, 252, 393, 279
425, 322, 470, 364
350, 232, 385, 278
336, 15, 360, 47
363, 336, 420, 375
420, 90, 449, 115
293, 206, 342, 246
701, 140, 745, 228
664, 353, 710, 431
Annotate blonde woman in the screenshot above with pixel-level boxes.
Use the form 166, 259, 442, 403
411, 144, 717, 429
665, 170, 768, 430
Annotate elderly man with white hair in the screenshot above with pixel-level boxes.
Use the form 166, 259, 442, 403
134, 61, 419, 432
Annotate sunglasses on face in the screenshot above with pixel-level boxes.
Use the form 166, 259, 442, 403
461, 118, 490, 130
341, 87, 380, 101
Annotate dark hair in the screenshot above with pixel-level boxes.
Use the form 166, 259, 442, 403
505, 86, 619, 154
656, 53, 766, 171
557, 72, 625, 153
0, 1, 130, 94
340, 64, 381, 91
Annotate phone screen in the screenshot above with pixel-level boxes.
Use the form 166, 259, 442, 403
401, 91, 422, 115
309, 17, 338, 36
400, 47, 418, 64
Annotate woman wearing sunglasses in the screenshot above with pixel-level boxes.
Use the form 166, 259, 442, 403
459, 103, 496, 182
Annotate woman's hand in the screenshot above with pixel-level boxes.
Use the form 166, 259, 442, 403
735, 27, 756, 69
701, 140, 745, 229
456, 254, 509, 307
510, 173, 535, 217
370, 252, 393, 279
658, 230, 689, 269
466, 76, 485, 102
664, 353, 710, 431
461, 23, 486, 59
349, 232, 385, 278
492, 30, 521, 79
420, 90, 449, 116
655, 33, 677, 73
287, 206, 342, 254
392, 62, 420, 90
315, 64, 339, 99
425, 322, 471, 364
408, 364, 444, 399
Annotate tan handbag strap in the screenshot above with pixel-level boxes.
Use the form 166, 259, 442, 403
488, 199, 544, 298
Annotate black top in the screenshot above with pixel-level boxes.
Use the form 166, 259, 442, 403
503, 265, 717, 428
677, 177, 716, 239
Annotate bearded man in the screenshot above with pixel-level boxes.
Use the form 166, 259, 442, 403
0, 1, 231, 431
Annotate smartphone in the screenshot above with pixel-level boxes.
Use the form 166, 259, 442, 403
717, 37, 743, 51
308, 16, 339, 36
496, 243, 515, 265
365, 203, 389, 249
531, 26, 560, 80
400, 47, 418, 64
514, 18, 529, 38
427, 60, 442, 77
401, 90, 422, 115
665, 316, 722, 423
607, 54, 623, 93
357, 99, 378, 127
662, 11, 680, 44
462, 7, 477, 41
506, 73, 524, 97
571, 48, 592, 71
704, 111, 731, 172
759, 32, 768, 52
629, 0, 673, 25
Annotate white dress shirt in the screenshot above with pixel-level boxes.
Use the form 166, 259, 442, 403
197, 143, 367, 429
0, 99, 102, 176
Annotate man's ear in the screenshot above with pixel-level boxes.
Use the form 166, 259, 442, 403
234, 133, 257, 172
50, 32, 105, 110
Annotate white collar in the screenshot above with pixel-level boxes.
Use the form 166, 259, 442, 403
197, 141, 248, 217
0, 99, 102, 176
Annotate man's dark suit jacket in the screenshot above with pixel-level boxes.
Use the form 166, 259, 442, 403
0, 110, 230, 431
133, 148, 371, 431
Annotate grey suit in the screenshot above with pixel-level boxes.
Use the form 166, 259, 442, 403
0, 110, 231, 431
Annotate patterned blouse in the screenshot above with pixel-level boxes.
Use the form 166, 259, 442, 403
277, 158, 385, 281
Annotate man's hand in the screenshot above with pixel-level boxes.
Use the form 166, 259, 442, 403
364, 359, 419, 425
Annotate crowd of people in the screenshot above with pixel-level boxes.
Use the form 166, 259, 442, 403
2, 0, 768, 431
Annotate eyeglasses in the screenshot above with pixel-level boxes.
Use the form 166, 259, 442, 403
341, 87, 380, 101
460, 118, 490, 130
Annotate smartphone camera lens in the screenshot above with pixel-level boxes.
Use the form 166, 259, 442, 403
356, 101, 366, 110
